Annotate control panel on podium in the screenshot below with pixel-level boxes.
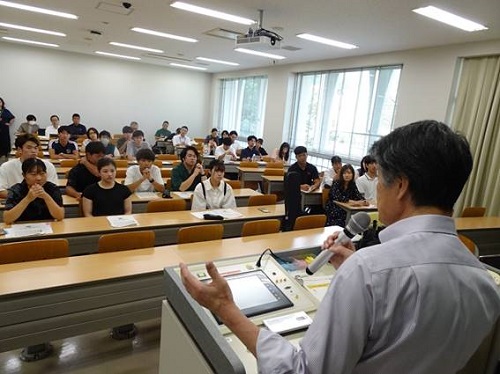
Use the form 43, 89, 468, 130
160, 247, 337, 374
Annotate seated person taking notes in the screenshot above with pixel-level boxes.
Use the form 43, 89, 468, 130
180, 120, 500, 374
125, 149, 165, 193
82, 158, 132, 217
191, 160, 236, 210
171, 146, 206, 192
0, 134, 58, 199
4, 159, 64, 224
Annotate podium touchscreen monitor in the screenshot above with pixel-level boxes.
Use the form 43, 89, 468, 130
208, 270, 293, 324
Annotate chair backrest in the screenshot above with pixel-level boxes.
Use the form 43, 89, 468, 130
458, 234, 479, 257
265, 161, 284, 169
239, 161, 259, 168
114, 159, 129, 168
226, 180, 242, 189
262, 156, 274, 162
172, 160, 181, 166
241, 219, 281, 237
248, 194, 277, 206
97, 230, 155, 253
263, 168, 284, 176
115, 169, 126, 178
322, 187, 330, 207
193, 137, 205, 144
154, 160, 163, 168
161, 169, 172, 178
157, 154, 179, 160
60, 159, 78, 167
177, 224, 224, 244
0, 239, 69, 264
146, 199, 187, 213
461, 206, 487, 217
293, 214, 327, 230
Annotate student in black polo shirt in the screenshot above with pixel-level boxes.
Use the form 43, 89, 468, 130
287, 146, 321, 192
49, 126, 79, 159
65, 142, 105, 200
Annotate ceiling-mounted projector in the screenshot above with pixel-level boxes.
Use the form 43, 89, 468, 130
236, 9, 283, 50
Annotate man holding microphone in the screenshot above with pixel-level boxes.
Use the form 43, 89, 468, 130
181, 120, 500, 373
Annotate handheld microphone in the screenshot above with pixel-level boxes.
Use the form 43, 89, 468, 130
306, 212, 371, 275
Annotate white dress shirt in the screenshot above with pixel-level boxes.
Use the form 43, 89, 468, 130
356, 172, 377, 200
124, 165, 163, 192
256, 215, 500, 374
172, 135, 191, 146
191, 179, 236, 210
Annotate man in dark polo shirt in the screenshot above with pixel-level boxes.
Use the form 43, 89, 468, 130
287, 146, 320, 192
67, 113, 87, 141
171, 145, 206, 191
49, 126, 79, 159
65, 142, 105, 200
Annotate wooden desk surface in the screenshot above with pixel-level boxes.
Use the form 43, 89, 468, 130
0, 204, 285, 240
262, 175, 284, 182
334, 201, 378, 212
455, 216, 500, 230
0, 226, 337, 296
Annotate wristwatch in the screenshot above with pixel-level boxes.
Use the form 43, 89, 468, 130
149, 178, 155, 183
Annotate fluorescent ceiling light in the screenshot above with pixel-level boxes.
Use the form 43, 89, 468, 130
2, 36, 59, 47
110, 42, 163, 53
170, 1, 255, 25
95, 51, 141, 61
0, 0, 78, 19
296, 33, 358, 49
412, 6, 488, 32
0, 22, 65, 36
169, 63, 207, 71
131, 27, 197, 43
234, 48, 286, 60
196, 57, 239, 66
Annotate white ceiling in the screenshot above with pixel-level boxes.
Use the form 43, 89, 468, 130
0, 0, 499, 73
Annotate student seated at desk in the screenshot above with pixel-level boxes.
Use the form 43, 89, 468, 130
0, 134, 58, 199
126, 130, 152, 161
192, 160, 236, 210
155, 120, 172, 141
240, 135, 260, 161
82, 158, 132, 217
99, 130, 120, 158
66, 142, 105, 200
16, 114, 39, 136
117, 126, 133, 157
288, 146, 320, 192
125, 149, 165, 193
325, 164, 367, 227
171, 146, 206, 192
80, 127, 99, 153
271, 142, 290, 163
4, 159, 64, 224
49, 126, 79, 160
214, 137, 237, 162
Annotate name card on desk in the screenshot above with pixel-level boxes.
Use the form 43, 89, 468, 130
4, 222, 53, 238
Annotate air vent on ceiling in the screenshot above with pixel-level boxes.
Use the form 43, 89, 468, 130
144, 53, 193, 63
204, 28, 243, 41
96, 2, 133, 15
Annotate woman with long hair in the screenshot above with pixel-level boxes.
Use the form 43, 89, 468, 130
325, 164, 367, 227
272, 142, 290, 162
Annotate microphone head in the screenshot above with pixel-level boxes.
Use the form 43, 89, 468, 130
346, 212, 371, 234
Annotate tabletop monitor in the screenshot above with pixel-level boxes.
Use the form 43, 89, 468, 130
207, 270, 293, 324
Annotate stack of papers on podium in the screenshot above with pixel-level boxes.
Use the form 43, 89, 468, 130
4, 222, 53, 238
135, 192, 160, 200
191, 209, 243, 219
107, 215, 139, 228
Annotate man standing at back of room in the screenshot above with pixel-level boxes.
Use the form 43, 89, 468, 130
287, 145, 320, 192
0, 134, 58, 198
181, 120, 500, 373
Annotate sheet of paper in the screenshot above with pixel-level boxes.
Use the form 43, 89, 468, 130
4, 222, 53, 238
173, 191, 193, 199
107, 215, 139, 228
191, 208, 243, 219
135, 192, 160, 200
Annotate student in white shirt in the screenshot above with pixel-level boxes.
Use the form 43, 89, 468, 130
229, 130, 242, 156
214, 138, 237, 163
191, 159, 236, 210
355, 155, 378, 201
125, 148, 165, 193
172, 125, 191, 146
45, 114, 61, 137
